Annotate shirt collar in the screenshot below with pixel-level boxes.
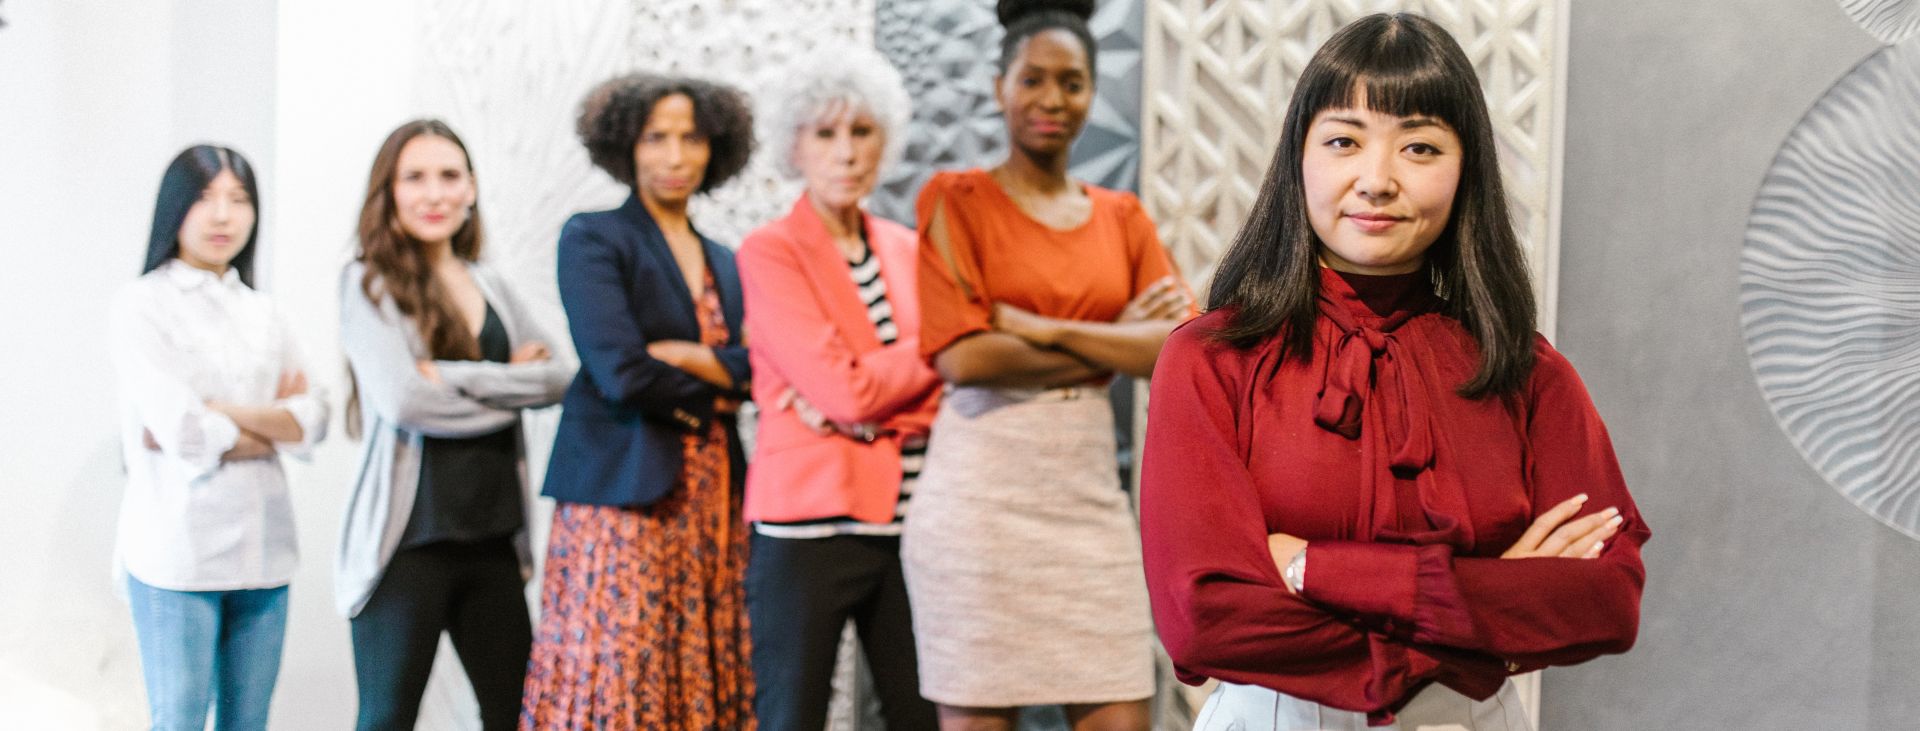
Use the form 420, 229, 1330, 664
163, 258, 245, 291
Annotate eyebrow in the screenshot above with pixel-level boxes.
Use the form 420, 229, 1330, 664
1320, 115, 1446, 130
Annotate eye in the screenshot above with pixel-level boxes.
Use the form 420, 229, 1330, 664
1065, 80, 1085, 94
850, 124, 875, 138
1020, 76, 1041, 88
402, 170, 424, 181
1324, 136, 1357, 150
813, 127, 836, 139
1405, 142, 1442, 157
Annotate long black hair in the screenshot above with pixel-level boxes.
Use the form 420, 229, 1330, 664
996, 0, 1097, 77
1206, 12, 1535, 397
143, 145, 262, 287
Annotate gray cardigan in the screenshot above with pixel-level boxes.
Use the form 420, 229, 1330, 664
335, 260, 575, 617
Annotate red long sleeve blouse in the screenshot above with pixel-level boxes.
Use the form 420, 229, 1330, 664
1139, 268, 1648, 726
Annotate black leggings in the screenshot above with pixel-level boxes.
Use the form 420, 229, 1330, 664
746, 532, 937, 731
349, 537, 531, 731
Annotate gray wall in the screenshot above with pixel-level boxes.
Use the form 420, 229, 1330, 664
1548, 2, 1920, 728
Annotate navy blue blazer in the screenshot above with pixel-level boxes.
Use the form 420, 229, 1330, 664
544, 193, 752, 507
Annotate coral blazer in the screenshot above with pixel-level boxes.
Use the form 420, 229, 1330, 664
738, 195, 941, 524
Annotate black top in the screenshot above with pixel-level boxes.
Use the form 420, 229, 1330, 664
401, 302, 524, 548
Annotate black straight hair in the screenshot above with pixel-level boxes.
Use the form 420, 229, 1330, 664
1206, 12, 1536, 397
996, 0, 1098, 78
143, 145, 262, 287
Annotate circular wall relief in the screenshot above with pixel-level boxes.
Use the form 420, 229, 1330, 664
1841, 0, 1920, 44
1740, 36, 1920, 538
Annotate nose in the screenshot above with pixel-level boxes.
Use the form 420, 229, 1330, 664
209, 198, 232, 223
830, 132, 856, 165
1354, 149, 1399, 202
1037, 80, 1065, 110
664, 138, 687, 167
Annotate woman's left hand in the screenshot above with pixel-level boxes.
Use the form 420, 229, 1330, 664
646, 340, 704, 368
415, 360, 443, 384
993, 302, 1058, 347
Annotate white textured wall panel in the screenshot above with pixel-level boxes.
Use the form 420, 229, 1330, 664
1141, 0, 1567, 336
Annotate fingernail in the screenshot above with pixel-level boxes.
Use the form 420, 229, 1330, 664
1603, 507, 1620, 517
1606, 515, 1624, 528
1587, 542, 1604, 557
1574, 493, 1589, 503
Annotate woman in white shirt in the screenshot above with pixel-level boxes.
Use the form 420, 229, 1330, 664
111, 144, 330, 731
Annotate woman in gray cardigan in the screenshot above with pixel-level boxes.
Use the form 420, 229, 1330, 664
336, 119, 573, 731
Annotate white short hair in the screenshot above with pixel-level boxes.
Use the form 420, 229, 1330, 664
761, 46, 913, 179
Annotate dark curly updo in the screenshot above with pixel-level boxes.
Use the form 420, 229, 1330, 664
576, 72, 756, 194
997, 0, 1098, 77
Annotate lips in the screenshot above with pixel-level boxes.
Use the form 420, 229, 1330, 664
1345, 212, 1404, 233
1030, 119, 1068, 135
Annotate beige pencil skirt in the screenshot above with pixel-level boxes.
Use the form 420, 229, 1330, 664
900, 384, 1156, 707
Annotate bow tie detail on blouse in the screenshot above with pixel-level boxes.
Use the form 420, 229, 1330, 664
1311, 268, 1476, 551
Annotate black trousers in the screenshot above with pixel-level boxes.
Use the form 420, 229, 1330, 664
746, 532, 938, 731
349, 537, 531, 731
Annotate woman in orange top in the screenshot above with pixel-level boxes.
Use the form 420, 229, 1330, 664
904, 1, 1193, 730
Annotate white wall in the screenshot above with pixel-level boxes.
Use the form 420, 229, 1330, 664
0, 0, 285, 728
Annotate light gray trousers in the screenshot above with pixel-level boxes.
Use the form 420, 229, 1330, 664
1193, 680, 1536, 731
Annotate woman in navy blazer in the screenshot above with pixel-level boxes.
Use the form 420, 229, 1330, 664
521, 73, 760, 729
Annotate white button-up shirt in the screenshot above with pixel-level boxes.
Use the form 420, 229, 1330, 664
110, 260, 329, 591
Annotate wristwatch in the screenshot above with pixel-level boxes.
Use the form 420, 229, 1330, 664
1283, 548, 1307, 594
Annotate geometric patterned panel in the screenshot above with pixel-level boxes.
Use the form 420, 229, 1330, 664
870, 0, 1146, 226
625, 0, 877, 246
1841, 0, 1920, 44
417, 0, 875, 276
1141, 0, 1566, 333
1740, 35, 1920, 540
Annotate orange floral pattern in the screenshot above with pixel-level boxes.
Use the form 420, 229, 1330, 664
520, 275, 754, 730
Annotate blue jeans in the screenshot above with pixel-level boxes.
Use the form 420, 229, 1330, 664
126, 575, 289, 731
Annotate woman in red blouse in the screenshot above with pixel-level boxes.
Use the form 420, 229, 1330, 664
1139, 13, 1648, 731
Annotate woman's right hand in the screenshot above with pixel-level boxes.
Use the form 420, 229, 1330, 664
275, 370, 309, 399
775, 388, 871, 438
221, 431, 277, 462
1501, 494, 1624, 560
511, 342, 551, 364
1118, 275, 1191, 323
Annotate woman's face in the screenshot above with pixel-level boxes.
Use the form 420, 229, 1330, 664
391, 134, 476, 245
633, 93, 711, 208
1301, 93, 1463, 275
176, 169, 255, 273
994, 28, 1093, 159
793, 104, 885, 214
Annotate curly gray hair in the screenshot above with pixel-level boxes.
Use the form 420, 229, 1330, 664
761, 46, 913, 179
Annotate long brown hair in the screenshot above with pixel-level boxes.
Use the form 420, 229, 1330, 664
346, 119, 487, 436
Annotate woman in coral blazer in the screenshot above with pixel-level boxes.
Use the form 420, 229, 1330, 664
736, 47, 941, 731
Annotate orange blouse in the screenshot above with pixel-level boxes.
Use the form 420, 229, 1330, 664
915, 168, 1190, 363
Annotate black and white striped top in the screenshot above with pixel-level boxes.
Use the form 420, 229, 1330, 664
755, 240, 923, 540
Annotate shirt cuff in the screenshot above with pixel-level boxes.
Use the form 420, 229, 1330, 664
176, 410, 242, 479
275, 393, 330, 459
1301, 540, 1426, 636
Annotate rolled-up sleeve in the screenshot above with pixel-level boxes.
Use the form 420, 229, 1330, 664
110, 289, 241, 479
